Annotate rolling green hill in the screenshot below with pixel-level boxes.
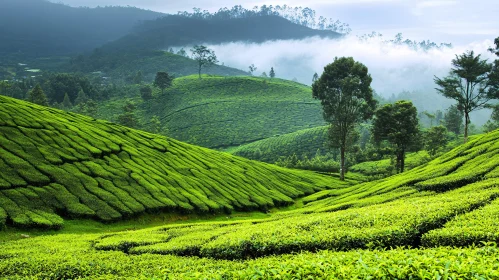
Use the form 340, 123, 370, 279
0, 95, 348, 229
2, 129, 499, 278
98, 75, 326, 149
229, 126, 329, 163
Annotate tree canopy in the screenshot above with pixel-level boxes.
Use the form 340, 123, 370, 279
312, 57, 377, 180
191, 45, 218, 79
434, 50, 499, 142
153, 72, 173, 94
372, 100, 420, 173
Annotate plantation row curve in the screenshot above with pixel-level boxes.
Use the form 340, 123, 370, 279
0, 95, 349, 229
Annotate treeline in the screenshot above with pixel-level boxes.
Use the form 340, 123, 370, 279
358, 32, 452, 51
174, 5, 351, 34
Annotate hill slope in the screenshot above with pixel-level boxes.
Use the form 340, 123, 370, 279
0, 95, 347, 229
0, 0, 164, 57
229, 126, 329, 163
2, 130, 499, 278
97, 76, 326, 149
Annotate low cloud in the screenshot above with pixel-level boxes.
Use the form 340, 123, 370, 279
200, 36, 495, 97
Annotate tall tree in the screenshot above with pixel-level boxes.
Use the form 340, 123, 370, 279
62, 92, 73, 109
28, 84, 48, 106
434, 50, 499, 142
372, 100, 420, 173
153, 72, 173, 94
74, 89, 88, 105
133, 71, 143, 84
269, 67, 276, 79
443, 105, 464, 135
117, 100, 139, 128
312, 57, 377, 180
191, 45, 218, 79
0, 81, 11, 96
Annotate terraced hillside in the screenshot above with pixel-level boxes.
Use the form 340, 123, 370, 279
99, 75, 325, 149
2, 129, 499, 279
0, 95, 347, 229
229, 126, 329, 163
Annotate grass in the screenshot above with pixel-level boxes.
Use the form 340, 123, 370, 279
0, 95, 348, 230
97, 75, 325, 149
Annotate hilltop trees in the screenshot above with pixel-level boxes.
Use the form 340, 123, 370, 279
373, 101, 420, 173
424, 126, 449, 156
28, 84, 48, 106
191, 45, 218, 79
312, 57, 377, 180
153, 72, 173, 94
434, 50, 499, 143
118, 100, 139, 128
140, 85, 153, 100
312, 73, 319, 83
249, 64, 257, 75
270, 67, 276, 79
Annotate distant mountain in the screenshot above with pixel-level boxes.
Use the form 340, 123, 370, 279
100, 15, 342, 52
0, 0, 164, 57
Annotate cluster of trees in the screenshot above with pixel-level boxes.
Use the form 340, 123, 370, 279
357, 32, 452, 51
313, 38, 499, 180
176, 5, 351, 34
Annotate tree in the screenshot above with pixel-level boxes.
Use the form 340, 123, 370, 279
423, 111, 436, 127
443, 105, 464, 135
140, 85, 153, 100
424, 125, 449, 156
153, 72, 173, 94
261, 72, 268, 78
62, 92, 73, 109
373, 101, 420, 173
191, 45, 218, 78
148, 115, 162, 134
176, 48, 188, 57
249, 64, 257, 75
0, 81, 11, 96
434, 50, 499, 143
117, 100, 139, 128
28, 84, 48, 106
312, 73, 319, 83
269, 67, 276, 79
133, 71, 143, 84
74, 89, 88, 105
312, 57, 377, 180
483, 104, 499, 132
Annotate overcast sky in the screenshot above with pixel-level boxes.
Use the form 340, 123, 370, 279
52, 0, 497, 44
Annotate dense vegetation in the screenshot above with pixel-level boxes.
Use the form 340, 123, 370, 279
0, 95, 347, 229
2, 123, 499, 278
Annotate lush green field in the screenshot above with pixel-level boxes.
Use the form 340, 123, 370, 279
98, 75, 326, 149
3, 91, 499, 278
229, 126, 329, 163
0, 95, 347, 229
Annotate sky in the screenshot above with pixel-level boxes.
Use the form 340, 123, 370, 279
52, 0, 498, 45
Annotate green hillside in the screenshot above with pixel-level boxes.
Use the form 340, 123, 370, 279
0, 95, 348, 229
2, 129, 499, 278
98, 75, 326, 149
229, 126, 329, 163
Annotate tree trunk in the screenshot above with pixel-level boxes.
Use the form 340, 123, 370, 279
400, 148, 405, 173
340, 147, 345, 181
464, 112, 469, 143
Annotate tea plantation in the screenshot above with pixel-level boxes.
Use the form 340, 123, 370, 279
229, 126, 329, 163
0, 95, 347, 229
97, 75, 326, 149
2, 95, 499, 278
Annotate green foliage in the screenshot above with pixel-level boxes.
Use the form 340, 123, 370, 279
117, 100, 139, 128
27, 84, 48, 106
191, 45, 218, 78
443, 104, 464, 135
62, 93, 72, 109
424, 125, 450, 156
373, 100, 420, 173
434, 50, 499, 142
269, 67, 276, 78
0, 95, 342, 229
153, 72, 173, 94
312, 57, 377, 180
140, 85, 153, 101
